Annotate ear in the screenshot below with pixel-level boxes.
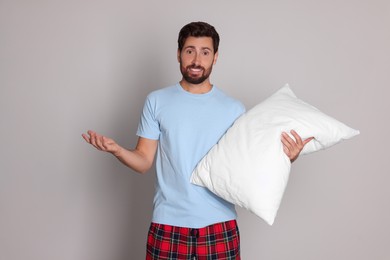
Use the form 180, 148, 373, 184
213, 51, 219, 65
177, 49, 181, 63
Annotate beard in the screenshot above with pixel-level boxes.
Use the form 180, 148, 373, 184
180, 62, 213, 85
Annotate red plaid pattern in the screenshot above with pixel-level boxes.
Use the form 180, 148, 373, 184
146, 220, 240, 259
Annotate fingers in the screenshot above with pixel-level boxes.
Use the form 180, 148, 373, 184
282, 143, 291, 157
101, 136, 111, 150
82, 130, 119, 155
81, 133, 91, 143
289, 130, 303, 147
281, 131, 297, 150
87, 130, 98, 148
281, 130, 314, 162
94, 133, 105, 150
303, 137, 314, 145
82, 130, 104, 150
281, 131, 298, 162
281, 130, 313, 150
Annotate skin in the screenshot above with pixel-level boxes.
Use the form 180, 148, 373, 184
177, 36, 217, 93
282, 130, 313, 162
82, 36, 312, 173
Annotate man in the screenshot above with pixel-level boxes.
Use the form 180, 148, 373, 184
82, 21, 311, 259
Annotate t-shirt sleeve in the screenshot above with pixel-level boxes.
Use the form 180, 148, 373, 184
238, 102, 246, 116
136, 95, 160, 140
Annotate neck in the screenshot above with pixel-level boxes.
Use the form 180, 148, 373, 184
179, 79, 213, 94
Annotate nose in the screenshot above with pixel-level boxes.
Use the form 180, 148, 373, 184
192, 52, 201, 66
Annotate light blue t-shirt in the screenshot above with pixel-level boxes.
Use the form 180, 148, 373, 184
137, 83, 245, 228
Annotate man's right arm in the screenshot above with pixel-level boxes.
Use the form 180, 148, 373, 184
82, 130, 158, 174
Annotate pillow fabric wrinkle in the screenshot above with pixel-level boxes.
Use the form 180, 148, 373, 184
190, 84, 359, 225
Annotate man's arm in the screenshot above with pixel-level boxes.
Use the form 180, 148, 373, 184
82, 130, 158, 174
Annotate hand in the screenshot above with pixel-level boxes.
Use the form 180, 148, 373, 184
82, 130, 122, 156
281, 130, 314, 163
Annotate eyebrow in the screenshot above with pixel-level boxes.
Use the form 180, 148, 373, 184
184, 46, 213, 52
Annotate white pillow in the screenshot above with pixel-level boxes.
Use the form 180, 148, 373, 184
190, 84, 359, 225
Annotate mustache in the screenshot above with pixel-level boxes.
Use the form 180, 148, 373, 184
186, 64, 204, 70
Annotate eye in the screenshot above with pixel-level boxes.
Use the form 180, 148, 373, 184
186, 49, 193, 55
202, 51, 210, 56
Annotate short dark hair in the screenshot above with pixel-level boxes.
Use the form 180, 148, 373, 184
178, 21, 220, 53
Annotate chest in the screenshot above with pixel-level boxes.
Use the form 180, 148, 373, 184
156, 98, 235, 142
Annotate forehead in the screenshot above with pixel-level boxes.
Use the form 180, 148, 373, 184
182, 36, 214, 51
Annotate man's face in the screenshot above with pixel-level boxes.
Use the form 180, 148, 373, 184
178, 36, 218, 85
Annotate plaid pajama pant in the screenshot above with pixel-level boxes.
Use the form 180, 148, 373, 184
146, 220, 240, 259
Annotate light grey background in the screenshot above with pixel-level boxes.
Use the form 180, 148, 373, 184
1, 0, 389, 259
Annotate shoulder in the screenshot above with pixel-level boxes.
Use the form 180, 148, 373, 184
213, 87, 246, 113
146, 85, 177, 100
143, 85, 181, 109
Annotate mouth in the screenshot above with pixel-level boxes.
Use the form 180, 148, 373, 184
187, 66, 204, 75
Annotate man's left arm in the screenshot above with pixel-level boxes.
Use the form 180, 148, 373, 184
281, 130, 314, 163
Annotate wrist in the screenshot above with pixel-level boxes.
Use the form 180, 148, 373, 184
112, 146, 123, 157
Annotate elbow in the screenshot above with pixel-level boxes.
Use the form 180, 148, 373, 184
137, 168, 149, 174
134, 162, 153, 174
